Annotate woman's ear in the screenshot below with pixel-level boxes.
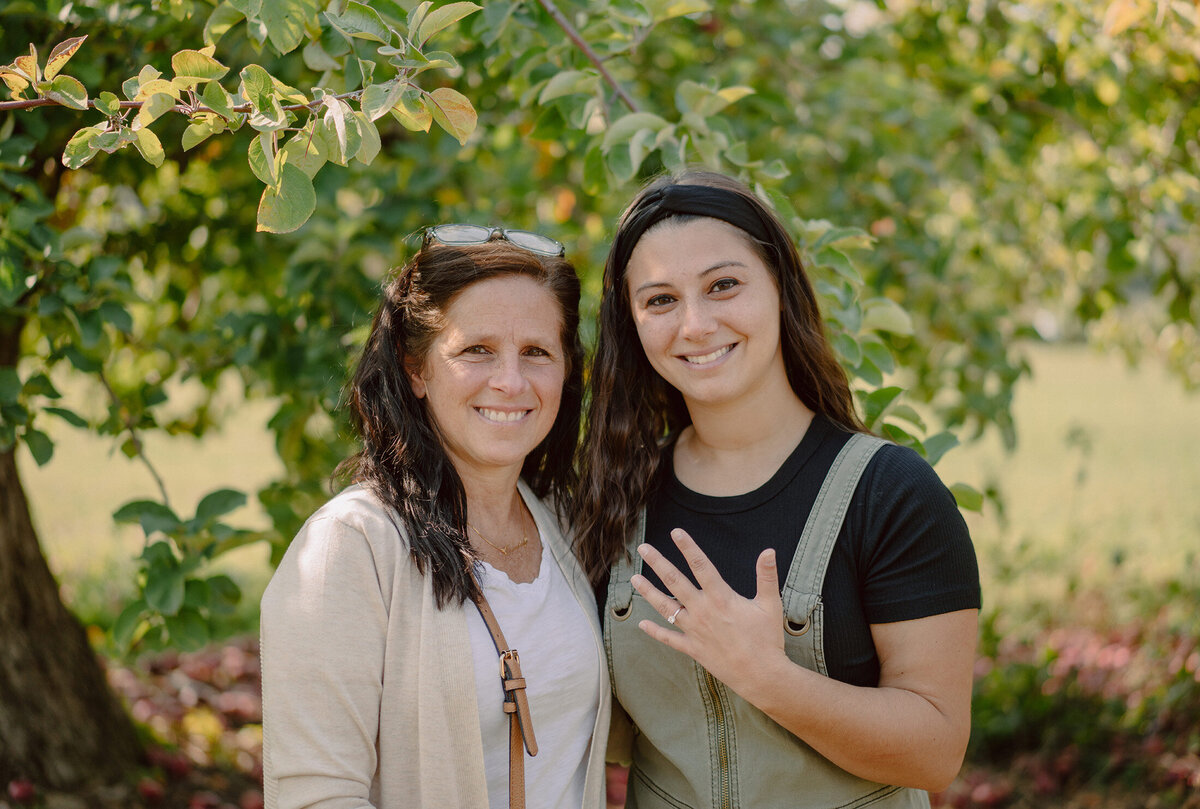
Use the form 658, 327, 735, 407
405, 358, 427, 399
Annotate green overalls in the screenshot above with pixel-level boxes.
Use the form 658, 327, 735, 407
604, 434, 930, 809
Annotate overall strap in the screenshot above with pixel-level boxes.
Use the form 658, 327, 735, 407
607, 508, 645, 614
473, 591, 538, 809
781, 433, 889, 629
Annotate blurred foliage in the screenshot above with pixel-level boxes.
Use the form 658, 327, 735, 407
1, 0, 1197, 656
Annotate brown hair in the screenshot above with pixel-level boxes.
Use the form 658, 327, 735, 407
340, 240, 583, 607
572, 171, 866, 584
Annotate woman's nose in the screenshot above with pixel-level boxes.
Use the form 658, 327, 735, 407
490, 353, 530, 393
679, 300, 717, 340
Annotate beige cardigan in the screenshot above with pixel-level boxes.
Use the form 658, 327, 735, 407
260, 482, 611, 809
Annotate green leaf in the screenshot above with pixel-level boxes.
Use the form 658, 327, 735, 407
538, 70, 598, 104
602, 111, 670, 151
113, 499, 183, 535
94, 91, 121, 117
0, 369, 22, 403
145, 563, 185, 616
950, 482, 983, 512
22, 374, 60, 399
257, 163, 316, 233
194, 488, 247, 523
43, 406, 88, 428
360, 81, 404, 122
261, 0, 317, 54
171, 49, 229, 83
111, 598, 148, 650
200, 80, 235, 120
353, 112, 381, 165
182, 117, 222, 151
862, 297, 914, 335
133, 128, 165, 167
44, 36, 87, 82
204, 2, 246, 46
861, 385, 903, 428
45, 75, 88, 110
206, 574, 242, 614
814, 248, 862, 284
98, 300, 134, 333
811, 226, 872, 252
324, 2, 392, 43
923, 431, 960, 466
184, 578, 210, 609
22, 428, 53, 466
426, 86, 476, 145
164, 607, 208, 649
413, 1, 481, 44
247, 131, 278, 185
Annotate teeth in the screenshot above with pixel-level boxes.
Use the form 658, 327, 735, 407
478, 408, 527, 423
684, 346, 731, 364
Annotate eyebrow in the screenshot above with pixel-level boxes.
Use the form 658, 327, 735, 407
632, 260, 748, 295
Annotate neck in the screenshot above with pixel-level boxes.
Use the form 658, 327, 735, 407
683, 365, 814, 455
456, 465, 526, 526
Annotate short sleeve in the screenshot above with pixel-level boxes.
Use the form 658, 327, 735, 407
853, 444, 981, 625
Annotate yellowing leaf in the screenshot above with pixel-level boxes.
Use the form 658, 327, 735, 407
134, 128, 165, 167
1102, 0, 1148, 35
426, 86, 476, 145
44, 35, 87, 81
134, 79, 180, 102
135, 92, 177, 131
390, 88, 432, 132
172, 49, 230, 83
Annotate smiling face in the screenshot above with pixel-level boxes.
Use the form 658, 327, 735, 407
409, 274, 567, 481
625, 216, 788, 412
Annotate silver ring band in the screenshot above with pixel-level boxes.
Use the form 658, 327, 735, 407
667, 607, 683, 625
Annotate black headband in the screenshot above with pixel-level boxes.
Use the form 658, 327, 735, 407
608, 184, 777, 281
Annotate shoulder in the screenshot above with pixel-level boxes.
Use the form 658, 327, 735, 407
273, 484, 411, 585
860, 440, 959, 511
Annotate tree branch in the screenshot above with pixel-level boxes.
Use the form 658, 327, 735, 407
96, 368, 171, 511
0, 89, 363, 115
534, 0, 640, 112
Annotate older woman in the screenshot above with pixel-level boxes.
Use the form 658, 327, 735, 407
261, 226, 609, 809
574, 172, 980, 809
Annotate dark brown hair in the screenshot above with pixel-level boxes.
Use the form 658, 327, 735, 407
340, 240, 583, 607
572, 171, 866, 584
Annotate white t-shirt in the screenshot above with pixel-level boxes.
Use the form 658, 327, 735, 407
465, 541, 602, 809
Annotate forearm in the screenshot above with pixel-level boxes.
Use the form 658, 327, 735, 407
736, 652, 968, 791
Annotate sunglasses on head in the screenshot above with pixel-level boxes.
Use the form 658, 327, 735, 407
422, 224, 565, 257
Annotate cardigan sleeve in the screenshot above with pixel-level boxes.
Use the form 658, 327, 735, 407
261, 512, 390, 809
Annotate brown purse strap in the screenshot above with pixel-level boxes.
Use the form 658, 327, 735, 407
473, 591, 538, 809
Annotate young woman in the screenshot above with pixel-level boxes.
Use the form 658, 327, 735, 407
261, 228, 609, 809
574, 173, 980, 808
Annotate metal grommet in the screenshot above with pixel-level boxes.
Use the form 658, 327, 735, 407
611, 604, 632, 620
785, 618, 810, 636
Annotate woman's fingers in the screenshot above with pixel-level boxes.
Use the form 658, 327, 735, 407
635, 541, 700, 602
754, 548, 781, 608
669, 528, 725, 590
629, 571, 684, 621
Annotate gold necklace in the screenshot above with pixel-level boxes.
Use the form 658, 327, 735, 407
467, 520, 530, 556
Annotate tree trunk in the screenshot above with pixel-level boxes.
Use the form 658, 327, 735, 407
0, 319, 142, 790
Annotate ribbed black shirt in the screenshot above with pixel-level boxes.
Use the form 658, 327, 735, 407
640, 413, 981, 687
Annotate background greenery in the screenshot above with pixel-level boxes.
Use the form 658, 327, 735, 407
2, 0, 1198, 804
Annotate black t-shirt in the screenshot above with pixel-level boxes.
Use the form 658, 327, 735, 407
640, 414, 981, 687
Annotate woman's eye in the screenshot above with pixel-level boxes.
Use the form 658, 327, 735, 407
646, 294, 675, 308
463, 345, 490, 355
711, 278, 739, 293
523, 346, 551, 358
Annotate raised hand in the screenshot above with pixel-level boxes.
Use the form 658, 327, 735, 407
630, 527, 789, 696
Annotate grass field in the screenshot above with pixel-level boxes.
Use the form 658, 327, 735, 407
17, 341, 1200, 628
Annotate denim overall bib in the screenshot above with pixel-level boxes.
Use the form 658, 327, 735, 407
605, 434, 930, 809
